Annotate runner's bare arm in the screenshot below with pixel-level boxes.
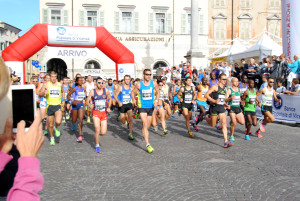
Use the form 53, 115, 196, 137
61, 85, 65, 102
106, 88, 112, 108
205, 85, 217, 104
176, 87, 184, 101
192, 87, 197, 103
225, 89, 232, 102
241, 90, 249, 101
67, 87, 76, 101
273, 90, 281, 103
114, 85, 121, 106
256, 88, 264, 106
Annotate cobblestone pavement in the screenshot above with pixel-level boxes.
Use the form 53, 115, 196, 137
3, 113, 300, 201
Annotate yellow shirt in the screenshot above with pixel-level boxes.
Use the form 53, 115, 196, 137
46, 82, 61, 106
197, 85, 209, 102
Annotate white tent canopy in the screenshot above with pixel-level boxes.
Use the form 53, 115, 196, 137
233, 33, 282, 60
217, 38, 248, 58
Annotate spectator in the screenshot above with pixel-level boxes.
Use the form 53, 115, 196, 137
278, 53, 288, 83
211, 63, 220, 80
192, 66, 198, 76
192, 72, 200, 86
284, 78, 300, 95
286, 54, 300, 90
245, 58, 258, 80
270, 55, 280, 78
198, 69, 205, 81
276, 79, 287, 94
186, 65, 193, 78
233, 63, 242, 81
181, 65, 187, 80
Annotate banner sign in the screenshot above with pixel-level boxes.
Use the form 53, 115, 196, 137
48, 47, 96, 58
256, 94, 300, 123
281, 0, 300, 59
5, 61, 23, 84
48, 25, 96, 46
210, 56, 227, 63
118, 63, 135, 79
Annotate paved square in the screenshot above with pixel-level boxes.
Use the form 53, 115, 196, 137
12, 114, 300, 200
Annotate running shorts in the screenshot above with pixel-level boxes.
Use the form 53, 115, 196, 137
138, 108, 154, 116
229, 106, 242, 114
47, 105, 61, 116
93, 110, 108, 121
210, 105, 226, 116
72, 102, 85, 111
261, 105, 272, 113
244, 111, 256, 116
182, 103, 193, 112
197, 100, 207, 108
119, 103, 133, 113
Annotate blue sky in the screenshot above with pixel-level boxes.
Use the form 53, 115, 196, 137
0, 0, 39, 35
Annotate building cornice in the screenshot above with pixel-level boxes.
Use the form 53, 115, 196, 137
45, 3, 65, 7
82, 4, 101, 8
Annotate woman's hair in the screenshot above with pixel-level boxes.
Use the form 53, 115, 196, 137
0, 58, 10, 101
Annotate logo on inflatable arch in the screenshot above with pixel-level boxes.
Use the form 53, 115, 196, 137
119, 68, 124, 74
57, 27, 66, 35
274, 95, 282, 110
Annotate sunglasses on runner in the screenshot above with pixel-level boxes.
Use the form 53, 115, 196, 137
144, 74, 152, 76
159, 84, 163, 86
269, 81, 274, 83
97, 82, 104, 84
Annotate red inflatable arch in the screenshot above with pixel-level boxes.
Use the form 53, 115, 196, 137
2, 24, 134, 83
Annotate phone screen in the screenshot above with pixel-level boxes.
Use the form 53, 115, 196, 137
12, 89, 35, 128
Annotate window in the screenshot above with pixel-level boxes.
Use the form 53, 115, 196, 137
51, 10, 61, 25
215, 0, 225, 8
87, 11, 97, 26
239, 21, 251, 40
214, 20, 226, 40
153, 61, 168, 69
268, 20, 280, 39
122, 12, 132, 33
240, 0, 251, 9
85, 60, 101, 69
187, 14, 191, 34
269, 0, 280, 8
156, 13, 165, 33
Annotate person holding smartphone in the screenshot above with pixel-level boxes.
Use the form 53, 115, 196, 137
39, 71, 65, 146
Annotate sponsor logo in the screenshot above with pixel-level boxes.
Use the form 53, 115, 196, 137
274, 95, 282, 110
57, 27, 66, 35
119, 68, 124, 73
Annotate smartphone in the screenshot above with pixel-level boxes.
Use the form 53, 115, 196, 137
11, 85, 36, 133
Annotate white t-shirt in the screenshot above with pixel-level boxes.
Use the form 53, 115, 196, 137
166, 72, 172, 83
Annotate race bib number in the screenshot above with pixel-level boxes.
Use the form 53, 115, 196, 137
77, 92, 85, 101
202, 89, 208, 97
142, 89, 152, 100
217, 94, 225, 105
123, 94, 131, 104
232, 96, 240, 106
249, 95, 256, 104
50, 87, 60, 97
95, 99, 106, 111
184, 94, 193, 104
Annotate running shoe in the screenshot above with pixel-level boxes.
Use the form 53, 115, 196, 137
245, 129, 252, 135
108, 114, 111, 118
117, 116, 120, 121
42, 118, 47, 123
50, 138, 55, 146
194, 115, 199, 124
188, 131, 194, 138
260, 122, 266, 132
245, 135, 251, 140
171, 115, 175, 119
72, 123, 77, 131
163, 130, 168, 135
146, 145, 154, 153
95, 146, 101, 153
62, 118, 66, 123
255, 130, 263, 138
224, 141, 234, 148
87, 117, 91, 123
191, 123, 198, 131
230, 136, 235, 141
66, 113, 70, 120
44, 130, 48, 135
153, 126, 158, 132
128, 133, 134, 140
245, 129, 248, 134
77, 136, 83, 143
125, 120, 128, 125
175, 110, 179, 113
217, 126, 222, 130
55, 128, 61, 137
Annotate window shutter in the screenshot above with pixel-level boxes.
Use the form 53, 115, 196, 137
199, 14, 204, 34
42, 9, 48, 24
166, 13, 172, 33
99, 11, 104, 26
79, 10, 85, 26
221, 0, 225, 7
181, 14, 186, 34
148, 13, 154, 33
63, 10, 68, 25
114, 12, 120, 32
134, 12, 139, 33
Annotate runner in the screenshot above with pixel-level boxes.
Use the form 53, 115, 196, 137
194, 77, 209, 125
242, 79, 257, 140
67, 77, 86, 142
39, 71, 65, 146
115, 75, 134, 140
209, 72, 218, 87
255, 77, 281, 138
86, 77, 112, 153
204, 73, 233, 148
85, 75, 95, 124
171, 79, 181, 118
152, 80, 168, 135
225, 77, 245, 142
30, 75, 40, 109
131, 69, 157, 153
161, 77, 172, 122
106, 78, 116, 111
177, 77, 196, 138
62, 77, 71, 123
